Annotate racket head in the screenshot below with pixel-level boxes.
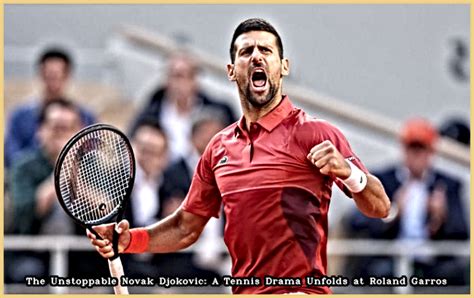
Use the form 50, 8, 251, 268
54, 123, 135, 228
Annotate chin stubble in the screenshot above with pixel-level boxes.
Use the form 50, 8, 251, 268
241, 81, 278, 109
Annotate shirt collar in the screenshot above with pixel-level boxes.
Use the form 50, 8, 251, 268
395, 165, 435, 185
235, 95, 293, 136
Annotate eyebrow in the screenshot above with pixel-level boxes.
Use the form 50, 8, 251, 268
238, 42, 274, 53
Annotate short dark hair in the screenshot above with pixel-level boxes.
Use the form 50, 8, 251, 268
37, 47, 73, 72
38, 98, 80, 125
132, 117, 167, 140
229, 18, 284, 63
191, 107, 226, 137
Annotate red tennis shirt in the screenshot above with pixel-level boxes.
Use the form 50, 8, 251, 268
182, 96, 367, 294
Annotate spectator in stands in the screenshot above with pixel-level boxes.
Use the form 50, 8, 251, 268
346, 118, 469, 289
144, 109, 227, 287
123, 118, 169, 280
6, 99, 84, 282
130, 52, 236, 162
160, 108, 226, 214
10, 99, 83, 235
124, 114, 224, 285
126, 118, 169, 228
4, 47, 96, 168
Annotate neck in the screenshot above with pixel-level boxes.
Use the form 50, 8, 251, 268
241, 92, 283, 129
176, 98, 193, 114
166, 93, 194, 115
44, 92, 63, 102
405, 166, 428, 181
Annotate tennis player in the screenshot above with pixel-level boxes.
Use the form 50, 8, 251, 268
88, 18, 390, 294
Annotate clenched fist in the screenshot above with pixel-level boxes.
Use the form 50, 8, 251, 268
307, 140, 351, 179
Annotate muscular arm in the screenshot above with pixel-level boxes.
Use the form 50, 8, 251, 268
88, 207, 209, 258
352, 174, 390, 218
146, 208, 209, 253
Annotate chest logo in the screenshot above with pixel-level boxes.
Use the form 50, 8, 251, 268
218, 156, 228, 165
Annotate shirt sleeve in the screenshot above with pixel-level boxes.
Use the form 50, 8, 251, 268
298, 119, 368, 197
329, 127, 368, 197
10, 155, 42, 234
181, 144, 222, 218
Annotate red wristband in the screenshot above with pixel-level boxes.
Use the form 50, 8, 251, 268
123, 228, 149, 253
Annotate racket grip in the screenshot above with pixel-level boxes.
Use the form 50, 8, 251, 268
108, 258, 129, 295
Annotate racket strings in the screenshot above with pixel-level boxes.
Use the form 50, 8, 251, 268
58, 130, 132, 225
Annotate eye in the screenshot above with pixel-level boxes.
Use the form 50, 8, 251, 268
259, 46, 272, 54
239, 47, 252, 57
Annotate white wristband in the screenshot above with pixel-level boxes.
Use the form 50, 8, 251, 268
339, 160, 367, 193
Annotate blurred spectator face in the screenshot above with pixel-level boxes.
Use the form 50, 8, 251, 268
40, 58, 70, 100
400, 118, 437, 179
38, 104, 82, 161
403, 142, 434, 179
133, 125, 168, 179
165, 55, 198, 109
192, 119, 224, 155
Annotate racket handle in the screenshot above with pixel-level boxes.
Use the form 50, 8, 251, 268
108, 258, 129, 295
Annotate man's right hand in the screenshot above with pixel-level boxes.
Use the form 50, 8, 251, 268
86, 219, 131, 259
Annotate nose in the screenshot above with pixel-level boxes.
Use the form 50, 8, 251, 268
251, 48, 263, 64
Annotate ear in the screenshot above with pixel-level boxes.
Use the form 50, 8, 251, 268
281, 58, 290, 76
227, 64, 236, 81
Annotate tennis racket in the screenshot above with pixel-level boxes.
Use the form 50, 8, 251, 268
54, 123, 135, 295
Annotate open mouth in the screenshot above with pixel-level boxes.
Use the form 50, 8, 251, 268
251, 69, 267, 89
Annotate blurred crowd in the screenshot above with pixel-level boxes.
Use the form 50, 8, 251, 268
4, 46, 470, 293
343, 118, 469, 293
4, 47, 235, 293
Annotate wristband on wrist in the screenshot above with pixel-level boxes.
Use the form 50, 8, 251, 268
123, 228, 149, 254
339, 159, 367, 193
